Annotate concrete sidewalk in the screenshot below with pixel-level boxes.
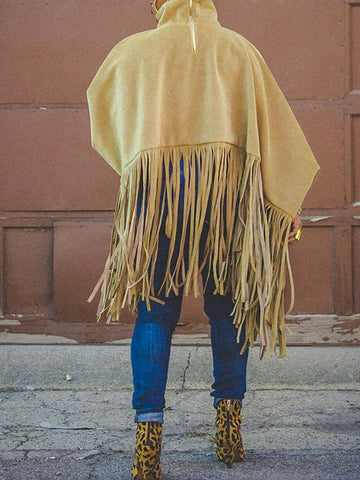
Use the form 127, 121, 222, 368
0, 345, 359, 479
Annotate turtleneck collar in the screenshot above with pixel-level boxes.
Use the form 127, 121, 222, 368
155, 0, 220, 53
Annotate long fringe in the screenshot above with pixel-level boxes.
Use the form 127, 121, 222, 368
87, 142, 295, 359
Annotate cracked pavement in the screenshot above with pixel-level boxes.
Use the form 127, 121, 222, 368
0, 344, 359, 479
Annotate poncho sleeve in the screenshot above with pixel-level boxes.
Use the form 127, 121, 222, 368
86, 45, 122, 176
245, 41, 321, 219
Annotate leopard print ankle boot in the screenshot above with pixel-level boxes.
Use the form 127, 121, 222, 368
131, 421, 163, 480
215, 398, 245, 467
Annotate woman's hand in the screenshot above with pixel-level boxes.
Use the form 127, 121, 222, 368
288, 213, 302, 246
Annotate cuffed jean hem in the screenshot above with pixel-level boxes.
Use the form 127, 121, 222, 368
213, 396, 243, 409
134, 411, 164, 424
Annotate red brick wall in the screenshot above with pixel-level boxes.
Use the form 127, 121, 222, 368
1, 1, 359, 344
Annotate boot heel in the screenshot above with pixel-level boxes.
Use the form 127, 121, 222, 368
131, 421, 163, 480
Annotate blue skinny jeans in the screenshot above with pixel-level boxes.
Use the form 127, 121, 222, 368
131, 155, 250, 423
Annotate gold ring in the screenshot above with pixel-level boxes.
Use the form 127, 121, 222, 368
295, 229, 301, 241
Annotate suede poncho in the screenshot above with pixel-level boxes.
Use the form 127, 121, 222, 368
86, 0, 321, 359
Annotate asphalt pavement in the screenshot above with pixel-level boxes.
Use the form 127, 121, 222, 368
0, 344, 359, 479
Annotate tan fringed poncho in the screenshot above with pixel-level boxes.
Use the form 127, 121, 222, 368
86, 0, 321, 359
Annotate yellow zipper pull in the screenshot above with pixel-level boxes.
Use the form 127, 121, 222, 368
187, 0, 197, 53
